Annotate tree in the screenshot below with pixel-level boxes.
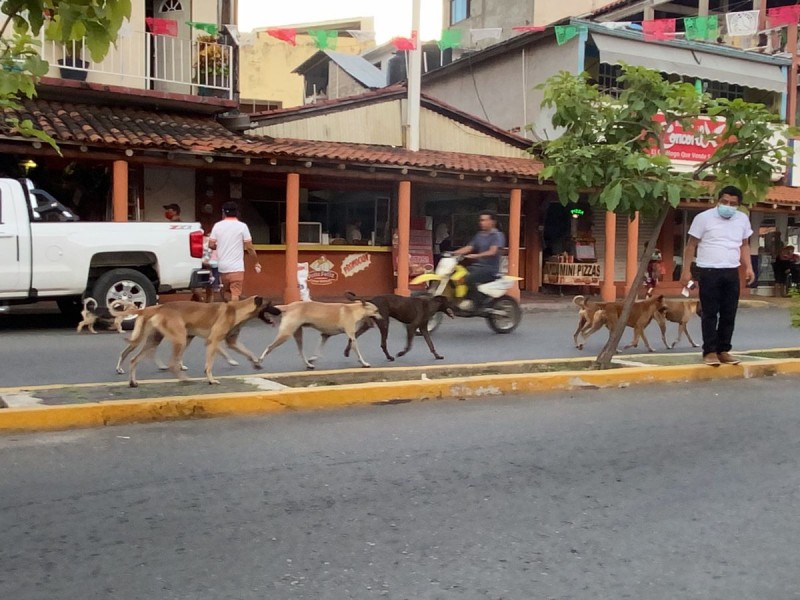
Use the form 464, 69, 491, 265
1, 0, 131, 147
536, 65, 793, 369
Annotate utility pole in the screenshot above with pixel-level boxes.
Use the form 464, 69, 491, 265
406, 0, 422, 151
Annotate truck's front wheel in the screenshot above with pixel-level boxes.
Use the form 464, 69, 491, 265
92, 268, 157, 330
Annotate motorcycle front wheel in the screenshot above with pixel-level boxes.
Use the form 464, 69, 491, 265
486, 295, 522, 334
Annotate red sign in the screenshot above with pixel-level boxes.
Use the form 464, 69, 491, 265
648, 113, 728, 163
392, 228, 434, 279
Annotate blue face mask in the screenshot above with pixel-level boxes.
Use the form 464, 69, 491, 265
717, 204, 738, 219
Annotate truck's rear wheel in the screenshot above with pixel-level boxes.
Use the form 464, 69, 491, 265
92, 268, 157, 330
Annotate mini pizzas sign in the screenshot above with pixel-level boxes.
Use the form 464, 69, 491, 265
341, 252, 372, 278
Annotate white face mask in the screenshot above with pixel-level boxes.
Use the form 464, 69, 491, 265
717, 204, 737, 219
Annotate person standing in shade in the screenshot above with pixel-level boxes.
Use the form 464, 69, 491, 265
680, 186, 755, 366
209, 201, 261, 302
163, 203, 182, 222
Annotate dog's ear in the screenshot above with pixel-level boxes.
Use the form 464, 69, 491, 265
254, 296, 264, 307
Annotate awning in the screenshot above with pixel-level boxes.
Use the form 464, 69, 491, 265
591, 33, 786, 93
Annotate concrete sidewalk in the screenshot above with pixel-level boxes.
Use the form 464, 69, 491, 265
2, 347, 799, 433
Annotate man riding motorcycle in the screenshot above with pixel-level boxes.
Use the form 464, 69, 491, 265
452, 209, 505, 311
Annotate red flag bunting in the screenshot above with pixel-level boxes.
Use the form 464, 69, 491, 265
642, 18, 676, 41
767, 5, 800, 28
145, 17, 178, 37
391, 31, 418, 51
266, 27, 297, 46
511, 25, 546, 32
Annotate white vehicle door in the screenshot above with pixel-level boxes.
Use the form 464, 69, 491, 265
0, 180, 32, 296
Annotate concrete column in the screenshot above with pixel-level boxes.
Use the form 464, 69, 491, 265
395, 180, 411, 297
283, 172, 301, 303
112, 160, 128, 222
625, 211, 640, 295
507, 188, 522, 299
788, 24, 798, 127
524, 196, 541, 292
601, 211, 617, 301
698, 0, 709, 16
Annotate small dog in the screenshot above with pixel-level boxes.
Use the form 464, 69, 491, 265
654, 298, 702, 349
110, 297, 280, 386
259, 300, 382, 369
343, 292, 454, 361
575, 295, 667, 352
76, 297, 125, 334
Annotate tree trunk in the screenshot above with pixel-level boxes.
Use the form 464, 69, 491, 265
593, 203, 671, 369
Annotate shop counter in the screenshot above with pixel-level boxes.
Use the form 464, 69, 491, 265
248, 244, 395, 299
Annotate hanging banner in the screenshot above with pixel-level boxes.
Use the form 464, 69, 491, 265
511, 25, 546, 32
767, 5, 800, 28
266, 27, 297, 46
598, 22, 633, 31
684, 15, 718, 41
346, 30, 376, 43
438, 28, 462, 50
145, 17, 178, 37
187, 21, 218, 35
308, 29, 338, 50
642, 18, 676, 41
725, 10, 759, 37
554, 25, 586, 45
391, 31, 417, 51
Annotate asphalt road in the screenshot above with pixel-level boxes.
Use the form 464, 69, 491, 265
2, 377, 800, 599
1, 303, 798, 387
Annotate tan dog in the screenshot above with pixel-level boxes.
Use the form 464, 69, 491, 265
653, 298, 702, 349
110, 297, 278, 386
76, 297, 125, 334
259, 300, 382, 369
572, 295, 606, 349
576, 295, 667, 352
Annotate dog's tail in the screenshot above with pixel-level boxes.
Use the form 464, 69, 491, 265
573, 295, 587, 308
107, 299, 146, 319
344, 291, 360, 302
83, 297, 98, 311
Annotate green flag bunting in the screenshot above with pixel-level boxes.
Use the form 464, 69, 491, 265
438, 29, 462, 50
308, 29, 338, 50
187, 21, 218, 35
554, 24, 587, 46
684, 15, 718, 41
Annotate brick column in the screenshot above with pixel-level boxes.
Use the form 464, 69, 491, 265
507, 188, 522, 299
112, 160, 128, 222
395, 180, 411, 297
601, 211, 616, 301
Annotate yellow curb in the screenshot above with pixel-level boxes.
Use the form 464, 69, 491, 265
2, 358, 800, 433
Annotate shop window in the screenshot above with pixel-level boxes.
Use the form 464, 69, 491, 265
450, 0, 469, 25
699, 79, 744, 101
597, 63, 623, 98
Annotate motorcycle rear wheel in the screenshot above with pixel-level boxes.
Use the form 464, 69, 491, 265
486, 295, 521, 334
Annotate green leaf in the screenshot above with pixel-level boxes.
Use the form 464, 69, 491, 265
667, 183, 682, 207
600, 181, 623, 212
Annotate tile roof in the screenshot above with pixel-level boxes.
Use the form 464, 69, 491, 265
1, 98, 543, 178
765, 185, 800, 206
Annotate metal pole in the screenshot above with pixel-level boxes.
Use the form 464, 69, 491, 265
406, 0, 422, 151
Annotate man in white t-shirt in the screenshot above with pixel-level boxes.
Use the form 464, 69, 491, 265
680, 186, 754, 367
209, 201, 261, 302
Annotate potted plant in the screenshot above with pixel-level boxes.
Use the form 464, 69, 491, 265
57, 48, 89, 81
193, 34, 229, 97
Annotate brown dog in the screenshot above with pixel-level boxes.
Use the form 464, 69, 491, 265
259, 300, 381, 369
653, 298, 702, 349
572, 295, 606, 349
576, 295, 667, 352
76, 297, 125, 334
110, 297, 279, 386
343, 292, 455, 361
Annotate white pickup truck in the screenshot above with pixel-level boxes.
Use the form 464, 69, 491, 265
0, 178, 209, 320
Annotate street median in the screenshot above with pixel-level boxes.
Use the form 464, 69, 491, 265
2, 349, 800, 432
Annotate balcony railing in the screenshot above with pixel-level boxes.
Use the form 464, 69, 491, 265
38, 29, 234, 99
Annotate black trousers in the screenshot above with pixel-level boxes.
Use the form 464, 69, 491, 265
696, 267, 740, 355
465, 265, 497, 303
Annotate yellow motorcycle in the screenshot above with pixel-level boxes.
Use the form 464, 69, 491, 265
411, 253, 522, 334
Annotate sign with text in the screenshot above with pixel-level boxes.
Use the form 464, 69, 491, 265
648, 113, 728, 164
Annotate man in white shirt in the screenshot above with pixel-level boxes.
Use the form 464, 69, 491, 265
209, 201, 261, 302
680, 186, 755, 366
